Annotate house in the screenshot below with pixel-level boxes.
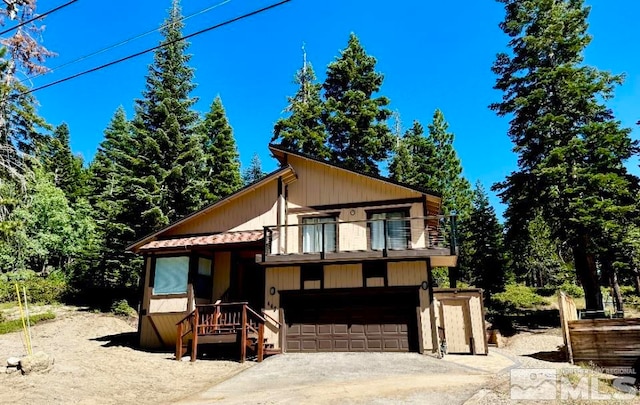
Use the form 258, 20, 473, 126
127, 144, 488, 361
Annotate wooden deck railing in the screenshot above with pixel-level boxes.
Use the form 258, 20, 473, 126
176, 302, 272, 363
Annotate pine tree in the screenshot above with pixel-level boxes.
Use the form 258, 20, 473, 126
272, 48, 328, 159
459, 182, 507, 304
243, 153, 266, 185
491, 0, 639, 310
323, 33, 393, 175
197, 96, 242, 202
131, 0, 202, 230
88, 107, 141, 289
40, 123, 86, 202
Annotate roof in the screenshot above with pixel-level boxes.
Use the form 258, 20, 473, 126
137, 230, 264, 252
126, 165, 295, 253
268, 143, 441, 198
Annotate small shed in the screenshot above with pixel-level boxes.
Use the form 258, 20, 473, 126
433, 288, 488, 355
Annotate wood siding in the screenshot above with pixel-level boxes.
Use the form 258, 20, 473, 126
148, 297, 188, 313
213, 251, 231, 301
324, 264, 362, 288
139, 313, 184, 349
264, 266, 301, 348
165, 181, 279, 236
567, 319, 640, 368
434, 289, 487, 355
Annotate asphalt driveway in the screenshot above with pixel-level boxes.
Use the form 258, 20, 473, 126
175, 352, 504, 405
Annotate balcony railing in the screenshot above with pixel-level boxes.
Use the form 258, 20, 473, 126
259, 215, 457, 263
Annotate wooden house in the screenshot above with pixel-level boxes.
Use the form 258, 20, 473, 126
128, 145, 488, 361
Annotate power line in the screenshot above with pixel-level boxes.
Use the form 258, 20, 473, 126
22, 0, 291, 96
21, 0, 233, 85
0, 0, 79, 36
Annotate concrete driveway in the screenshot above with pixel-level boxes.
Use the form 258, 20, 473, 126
175, 352, 515, 405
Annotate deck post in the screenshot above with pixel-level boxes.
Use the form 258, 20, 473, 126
257, 322, 265, 362
240, 305, 247, 363
176, 322, 183, 361
190, 308, 198, 362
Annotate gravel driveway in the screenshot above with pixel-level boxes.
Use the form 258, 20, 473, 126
176, 352, 494, 405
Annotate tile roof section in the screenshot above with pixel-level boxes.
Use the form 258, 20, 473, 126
138, 230, 264, 251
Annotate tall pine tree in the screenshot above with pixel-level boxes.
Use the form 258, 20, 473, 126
131, 0, 202, 231
272, 48, 328, 158
197, 96, 242, 202
492, 0, 639, 310
323, 33, 393, 175
243, 153, 266, 185
39, 123, 86, 202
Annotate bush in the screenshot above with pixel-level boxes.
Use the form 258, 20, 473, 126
110, 299, 135, 317
558, 281, 584, 298
492, 284, 547, 310
0, 311, 55, 334
0, 271, 67, 304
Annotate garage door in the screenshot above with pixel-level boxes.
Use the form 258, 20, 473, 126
281, 288, 418, 352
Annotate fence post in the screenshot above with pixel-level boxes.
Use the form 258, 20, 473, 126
240, 305, 247, 363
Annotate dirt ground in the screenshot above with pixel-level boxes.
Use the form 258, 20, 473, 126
0, 307, 250, 405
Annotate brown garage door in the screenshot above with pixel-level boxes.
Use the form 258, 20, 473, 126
281, 288, 418, 352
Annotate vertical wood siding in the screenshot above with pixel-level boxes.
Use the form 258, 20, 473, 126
139, 313, 184, 349
324, 264, 362, 288
434, 290, 487, 355
264, 266, 301, 348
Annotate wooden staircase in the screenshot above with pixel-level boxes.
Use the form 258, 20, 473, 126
175, 302, 281, 363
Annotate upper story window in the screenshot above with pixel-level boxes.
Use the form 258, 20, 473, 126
153, 256, 189, 295
302, 216, 337, 253
369, 211, 409, 250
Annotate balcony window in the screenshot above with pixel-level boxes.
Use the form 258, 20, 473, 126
302, 216, 336, 253
370, 211, 409, 250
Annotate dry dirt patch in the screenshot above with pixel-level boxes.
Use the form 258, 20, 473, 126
0, 308, 250, 405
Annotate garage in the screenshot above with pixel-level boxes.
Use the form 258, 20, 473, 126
280, 287, 419, 352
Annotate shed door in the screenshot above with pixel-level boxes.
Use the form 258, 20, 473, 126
281, 288, 418, 352
440, 299, 472, 353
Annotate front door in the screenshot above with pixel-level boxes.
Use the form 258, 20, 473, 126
440, 299, 472, 353
232, 252, 265, 311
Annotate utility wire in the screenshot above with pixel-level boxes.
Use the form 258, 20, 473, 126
21, 0, 291, 96
21, 0, 233, 85
0, 0, 79, 36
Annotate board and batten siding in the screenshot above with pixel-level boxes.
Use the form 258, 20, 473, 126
139, 313, 185, 348
324, 264, 362, 288
264, 266, 301, 348
165, 180, 279, 236
387, 261, 433, 353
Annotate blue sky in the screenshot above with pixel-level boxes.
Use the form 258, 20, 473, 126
18, 0, 640, 216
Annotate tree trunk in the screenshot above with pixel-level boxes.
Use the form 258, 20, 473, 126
610, 270, 624, 315
634, 269, 640, 296
573, 235, 603, 311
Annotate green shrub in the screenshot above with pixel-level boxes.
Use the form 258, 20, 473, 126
0, 311, 55, 334
558, 281, 584, 298
111, 299, 135, 317
493, 284, 547, 310
619, 285, 638, 297
0, 271, 67, 304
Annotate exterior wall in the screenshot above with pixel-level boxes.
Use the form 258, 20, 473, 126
434, 289, 487, 355
148, 297, 188, 313
165, 181, 279, 236
264, 266, 301, 348
213, 251, 231, 301
324, 264, 362, 288
139, 313, 184, 349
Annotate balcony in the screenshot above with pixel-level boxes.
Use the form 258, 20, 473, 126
256, 215, 457, 266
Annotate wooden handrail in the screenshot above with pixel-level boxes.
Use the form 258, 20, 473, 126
245, 305, 267, 323
262, 311, 281, 327
176, 309, 196, 326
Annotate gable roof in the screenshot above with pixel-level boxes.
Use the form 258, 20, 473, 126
126, 165, 294, 253
268, 144, 441, 198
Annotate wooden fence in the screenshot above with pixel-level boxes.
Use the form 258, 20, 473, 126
558, 292, 640, 368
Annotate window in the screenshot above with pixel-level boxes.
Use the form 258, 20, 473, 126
370, 211, 409, 250
301, 264, 323, 290
363, 262, 387, 287
153, 256, 189, 295
302, 216, 336, 253
195, 257, 213, 299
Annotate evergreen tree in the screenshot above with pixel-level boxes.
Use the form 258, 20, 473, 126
459, 182, 507, 304
131, 0, 202, 231
491, 0, 639, 310
88, 107, 141, 289
243, 153, 266, 185
197, 96, 242, 202
40, 123, 86, 202
272, 50, 328, 158
323, 33, 393, 175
